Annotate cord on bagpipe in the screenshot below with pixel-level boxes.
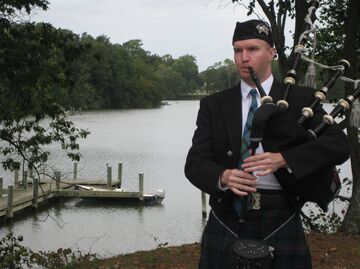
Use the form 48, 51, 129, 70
276, 0, 320, 109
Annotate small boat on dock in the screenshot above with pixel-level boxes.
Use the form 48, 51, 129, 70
59, 184, 166, 205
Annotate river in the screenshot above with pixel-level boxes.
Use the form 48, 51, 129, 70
0, 101, 352, 257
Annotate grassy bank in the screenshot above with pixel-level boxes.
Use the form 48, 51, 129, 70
70, 232, 360, 269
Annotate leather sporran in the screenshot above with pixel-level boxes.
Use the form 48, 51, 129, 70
233, 238, 274, 269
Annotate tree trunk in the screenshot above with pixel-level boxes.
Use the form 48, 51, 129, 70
339, 0, 360, 234
256, 0, 288, 77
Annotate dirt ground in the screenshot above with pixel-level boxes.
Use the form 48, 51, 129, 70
76, 232, 360, 269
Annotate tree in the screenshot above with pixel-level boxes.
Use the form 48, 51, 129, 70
65, 36, 164, 109
122, 39, 162, 107
304, 0, 360, 234
0, 1, 89, 174
172, 55, 202, 95
337, 0, 360, 234
156, 66, 186, 99
200, 59, 239, 94
155, 54, 202, 99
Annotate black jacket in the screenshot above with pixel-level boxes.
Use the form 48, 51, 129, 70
184, 79, 349, 231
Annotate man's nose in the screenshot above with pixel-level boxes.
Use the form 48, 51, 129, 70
241, 51, 250, 62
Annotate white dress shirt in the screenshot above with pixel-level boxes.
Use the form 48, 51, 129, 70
218, 75, 282, 191
240, 75, 282, 190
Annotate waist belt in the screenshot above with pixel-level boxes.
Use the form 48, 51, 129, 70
247, 189, 290, 210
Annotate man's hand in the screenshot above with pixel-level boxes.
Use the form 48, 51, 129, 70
242, 152, 287, 176
220, 169, 257, 196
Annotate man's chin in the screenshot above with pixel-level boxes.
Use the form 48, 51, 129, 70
240, 73, 251, 81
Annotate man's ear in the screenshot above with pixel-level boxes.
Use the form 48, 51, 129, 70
268, 47, 277, 61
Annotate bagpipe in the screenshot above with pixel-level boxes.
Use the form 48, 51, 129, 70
244, 0, 360, 215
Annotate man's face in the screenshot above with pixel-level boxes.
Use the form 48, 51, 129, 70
233, 39, 276, 85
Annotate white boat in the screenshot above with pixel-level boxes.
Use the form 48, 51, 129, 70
72, 184, 165, 204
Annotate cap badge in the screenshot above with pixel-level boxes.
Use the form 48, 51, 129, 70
256, 24, 269, 35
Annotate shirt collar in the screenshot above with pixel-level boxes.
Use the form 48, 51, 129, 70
240, 75, 274, 101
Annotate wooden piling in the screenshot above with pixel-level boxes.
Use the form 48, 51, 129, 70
107, 166, 112, 189
14, 168, 19, 188
0, 177, 3, 198
139, 173, 144, 201
42, 163, 45, 182
201, 191, 207, 219
55, 171, 61, 190
73, 162, 78, 180
6, 186, 14, 218
23, 171, 28, 191
32, 178, 39, 209
29, 166, 33, 178
117, 163, 122, 189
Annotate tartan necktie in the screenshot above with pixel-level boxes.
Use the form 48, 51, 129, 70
239, 88, 258, 167
234, 88, 258, 216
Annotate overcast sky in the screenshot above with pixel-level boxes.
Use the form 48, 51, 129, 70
33, 0, 269, 71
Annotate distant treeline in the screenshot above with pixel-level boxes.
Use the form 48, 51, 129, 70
63, 32, 242, 110
2, 19, 350, 113
4, 23, 244, 110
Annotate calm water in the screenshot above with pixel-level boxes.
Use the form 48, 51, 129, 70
0, 101, 352, 257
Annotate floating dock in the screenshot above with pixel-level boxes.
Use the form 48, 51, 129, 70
0, 163, 165, 220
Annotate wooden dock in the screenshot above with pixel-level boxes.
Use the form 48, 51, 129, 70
0, 163, 165, 220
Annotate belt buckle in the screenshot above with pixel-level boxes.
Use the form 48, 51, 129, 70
250, 192, 261, 210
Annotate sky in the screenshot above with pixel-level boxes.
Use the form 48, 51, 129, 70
32, 0, 268, 71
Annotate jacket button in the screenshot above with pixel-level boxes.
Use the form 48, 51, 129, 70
217, 198, 222, 203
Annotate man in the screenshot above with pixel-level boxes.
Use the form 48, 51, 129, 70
184, 19, 349, 269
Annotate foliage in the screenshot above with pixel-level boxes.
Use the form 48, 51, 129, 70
0, 1, 91, 172
0, 0, 48, 19
315, 0, 360, 100
302, 204, 343, 234
200, 59, 239, 94
0, 233, 32, 269
0, 233, 96, 269
316, 0, 360, 68
300, 174, 352, 234
156, 54, 203, 99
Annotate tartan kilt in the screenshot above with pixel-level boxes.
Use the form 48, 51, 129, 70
199, 209, 312, 269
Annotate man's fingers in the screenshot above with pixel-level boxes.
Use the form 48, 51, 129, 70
231, 169, 257, 180
243, 152, 287, 172
229, 180, 257, 190
221, 169, 258, 195
230, 188, 248, 196
244, 165, 272, 173
230, 187, 257, 196
254, 169, 272, 176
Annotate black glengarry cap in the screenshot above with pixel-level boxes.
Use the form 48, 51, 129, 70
232, 19, 274, 47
